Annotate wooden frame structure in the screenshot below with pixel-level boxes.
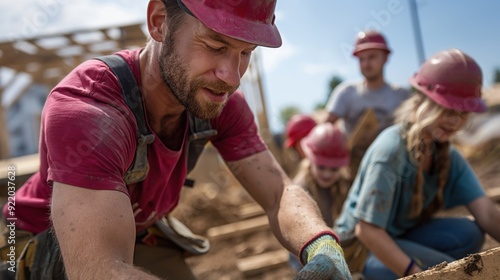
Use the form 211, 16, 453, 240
0, 22, 148, 159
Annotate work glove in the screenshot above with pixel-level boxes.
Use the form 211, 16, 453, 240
294, 234, 353, 280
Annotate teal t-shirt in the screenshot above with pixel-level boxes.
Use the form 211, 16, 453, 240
334, 125, 485, 239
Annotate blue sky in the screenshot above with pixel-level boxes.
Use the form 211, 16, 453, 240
261, 0, 500, 132
1, 0, 500, 133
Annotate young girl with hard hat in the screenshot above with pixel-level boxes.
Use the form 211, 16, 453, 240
295, 122, 351, 227
288, 122, 352, 273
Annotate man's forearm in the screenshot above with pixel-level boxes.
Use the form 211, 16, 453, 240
66, 260, 162, 280
267, 184, 334, 254
110, 262, 162, 280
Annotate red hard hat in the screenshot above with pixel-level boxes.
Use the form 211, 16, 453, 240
285, 114, 317, 148
409, 49, 486, 113
180, 0, 282, 48
352, 30, 391, 56
300, 123, 350, 168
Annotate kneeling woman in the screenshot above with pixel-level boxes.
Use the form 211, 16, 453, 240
334, 49, 500, 279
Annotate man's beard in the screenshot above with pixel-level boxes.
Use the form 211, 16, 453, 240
361, 68, 378, 81
158, 33, 238, 119
361, 65, 384, 82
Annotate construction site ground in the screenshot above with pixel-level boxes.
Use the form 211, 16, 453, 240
173, 145, 500, 280
0, 128, 498, 279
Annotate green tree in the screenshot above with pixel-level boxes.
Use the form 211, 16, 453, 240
328, 75, 344, 94
279, 106, 301, 129
314, 75, 344, 110
494, 68, 500, 84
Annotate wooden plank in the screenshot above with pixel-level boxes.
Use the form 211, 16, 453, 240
347, 108, 379, 150
400, 246, 500, 279
484, 85, 500, 107
0, 153, 39, 191
3, 80, 33, 108
487, 187, 500, 202
0, 153, 39, 178
236, 249, 290, 277
207, 215, 268, 240
237, 203, 265, 220
346, 108, 380, 177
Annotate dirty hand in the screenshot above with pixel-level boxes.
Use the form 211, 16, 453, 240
294, 234, 352, 280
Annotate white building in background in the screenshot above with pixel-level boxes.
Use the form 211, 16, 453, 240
6, 84, 47, 157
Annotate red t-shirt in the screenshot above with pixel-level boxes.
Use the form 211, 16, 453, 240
5, 49, 267, 234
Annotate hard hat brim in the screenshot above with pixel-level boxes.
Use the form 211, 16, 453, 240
409, 76, 488, 113
353, 43, 391, 56
301, 141, 350, 168
285, 138, 297, 148
182, 0, 282, 48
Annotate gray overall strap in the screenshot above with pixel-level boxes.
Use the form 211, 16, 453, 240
96, 55, 155, 184
184, 113, 217, 187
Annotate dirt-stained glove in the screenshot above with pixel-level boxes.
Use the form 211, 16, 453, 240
294, 233, 353, 280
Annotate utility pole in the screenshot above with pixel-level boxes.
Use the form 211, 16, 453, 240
409, 0, 425, 64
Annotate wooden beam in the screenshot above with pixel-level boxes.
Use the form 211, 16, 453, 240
400, 247, 500, 279
0, 153, 39, 177
484, 85, 500, 107
0, 70, 19, 92
487, 187, 500, 202
236, 249, 290, 277
3, 79, 33, 109
0, 23, 147, 89
207, 215, 269, 240
237, 203, 265, 220
0, 153, 39, 190
348, 108, 379, 150
0, 44, 37, 66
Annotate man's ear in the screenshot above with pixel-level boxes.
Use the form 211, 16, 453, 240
147, 0, 167, 42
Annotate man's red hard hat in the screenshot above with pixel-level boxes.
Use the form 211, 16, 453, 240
409, 49, 486, 113
285, 114, 316, 148
300, 123, 350, 168
180, 0, 282, 48
352, 30, 391, 56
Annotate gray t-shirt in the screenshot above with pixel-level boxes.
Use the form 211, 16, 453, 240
325, 81, 411, 136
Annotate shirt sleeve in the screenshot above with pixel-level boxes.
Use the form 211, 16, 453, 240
210, 91, 267, 161
325, 83, 351, 118
444, 148, 486, 208
354, 161, 398, 229
44, 72, 136, 195
401, 87, 413, 99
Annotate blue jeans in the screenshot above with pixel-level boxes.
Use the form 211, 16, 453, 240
363, 217, 484, 280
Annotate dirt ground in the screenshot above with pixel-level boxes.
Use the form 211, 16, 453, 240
173, 144, 500, 280
172, 146, 296, 280
1, 138, 497, 279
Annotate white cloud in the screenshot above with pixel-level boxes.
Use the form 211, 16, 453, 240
300, 50, 355, 79
0, 0, 146, 41
258, 8, 293, 74
274, 10, 285, 23
302, 62, 334, 76
56, 0, 146, 30
260, 37, 297, 73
